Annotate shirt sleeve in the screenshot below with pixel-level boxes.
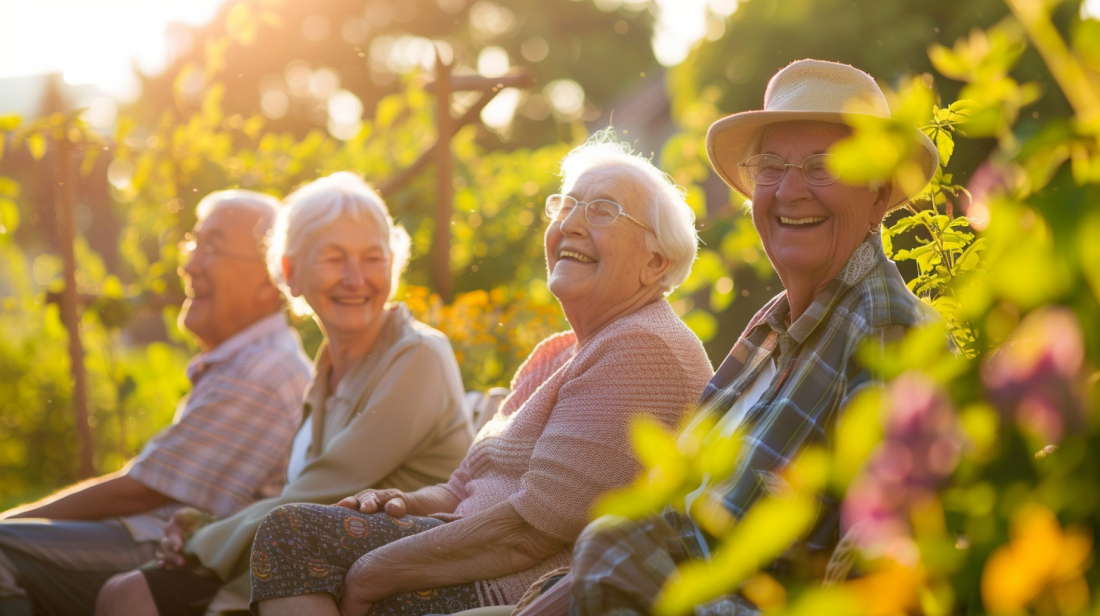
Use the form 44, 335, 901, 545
124, 358, 306, 519
509, 333, 705, 542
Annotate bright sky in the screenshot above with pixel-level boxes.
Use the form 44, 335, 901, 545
0, 0, 733, 103
2, 0, 1098, 104
0, 0, 225, 101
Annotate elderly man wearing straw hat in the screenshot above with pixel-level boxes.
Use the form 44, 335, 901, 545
510, 59, 943, 616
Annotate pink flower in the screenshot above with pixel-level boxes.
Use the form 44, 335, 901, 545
981, 308, 1086, 444
842, 373, 962, 551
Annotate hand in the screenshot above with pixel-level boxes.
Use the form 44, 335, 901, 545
339, 557, 377, 616
336, 488, 409, 518
156, 508, 212, 572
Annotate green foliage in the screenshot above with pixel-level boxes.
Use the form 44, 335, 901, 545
825, 77, 986, 354
928, 19, 1044, 138
656, 449, 828, 616
0, 233, 192, 499
594, 415, 743, 523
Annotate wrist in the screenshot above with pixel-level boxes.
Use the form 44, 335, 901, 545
408, 485, 458, 516
348, 553, 390, 602
187, 512, 214, 536
402, 491, 425, 516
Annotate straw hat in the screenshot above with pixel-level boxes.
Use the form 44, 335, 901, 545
706, 59, 938, 209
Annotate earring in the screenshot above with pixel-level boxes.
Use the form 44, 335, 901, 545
869, 222, 881, 235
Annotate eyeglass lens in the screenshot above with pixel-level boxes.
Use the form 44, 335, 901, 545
744, 153, 837, 186
545, 195, 622, 227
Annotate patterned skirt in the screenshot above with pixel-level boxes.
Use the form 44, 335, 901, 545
249, 503, 493, 615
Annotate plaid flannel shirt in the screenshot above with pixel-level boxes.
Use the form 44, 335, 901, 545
670, 235, 937, 560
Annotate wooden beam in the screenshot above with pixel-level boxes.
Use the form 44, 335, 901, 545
376, 90, 496, 197
424, 68, 536, 94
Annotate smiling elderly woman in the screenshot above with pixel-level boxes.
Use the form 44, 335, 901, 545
245, 133, 714, 616
96, 172, 473, 616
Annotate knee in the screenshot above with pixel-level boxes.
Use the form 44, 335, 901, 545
255, 503, 320, 541
261, 503, 324, 526
266, 503, 312, 519
96, 570, 155, 616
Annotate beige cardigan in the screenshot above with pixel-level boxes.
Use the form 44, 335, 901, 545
188, 303, 474, 599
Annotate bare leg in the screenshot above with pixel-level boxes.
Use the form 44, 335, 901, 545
256, 593, 340, 616
95, 570, 157, 616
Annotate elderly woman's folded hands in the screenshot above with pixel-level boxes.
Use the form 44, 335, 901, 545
336, 486, 460, 519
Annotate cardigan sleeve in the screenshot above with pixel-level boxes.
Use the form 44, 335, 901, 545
509, 331, 709, 542
185, 336, 471, 581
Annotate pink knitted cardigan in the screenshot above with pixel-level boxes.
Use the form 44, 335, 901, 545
440, 299, 713, 605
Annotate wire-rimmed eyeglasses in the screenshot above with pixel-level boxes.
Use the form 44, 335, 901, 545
178, 235, 265, 264
738, 153, 840, 186
544, 194, 655, 232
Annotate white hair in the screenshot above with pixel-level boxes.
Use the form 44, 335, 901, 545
267, 172, 412, 316
195, 189, 280, 240
558, 130, 698, 295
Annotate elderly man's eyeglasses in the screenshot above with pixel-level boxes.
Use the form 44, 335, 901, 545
739, 153, 840, 186
544, 194, 655, 232
178, 236, 266, 264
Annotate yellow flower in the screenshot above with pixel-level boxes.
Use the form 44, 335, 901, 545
981, 503, 1092, 613
741, 573, 786, 612
844, 558, 924, 616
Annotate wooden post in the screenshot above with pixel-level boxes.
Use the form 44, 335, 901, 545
385, 67, 534, 298
432, 52, 454, 301
53, 136, 96, 478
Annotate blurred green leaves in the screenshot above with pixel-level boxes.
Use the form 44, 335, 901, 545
828, 76, 933, 197
929, 19, 1042, 138
0, 177, 20, 239
594, 415, 742, 523
832, 387, 886, 491
830, 77, 985, 355
656, 449, 828, 616
657, 487, 818, 616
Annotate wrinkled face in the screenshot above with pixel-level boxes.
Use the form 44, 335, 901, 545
545, 166, 659, 315
180, 206, 274, 351
751, 121, 888, 285
286, 213, 392, 340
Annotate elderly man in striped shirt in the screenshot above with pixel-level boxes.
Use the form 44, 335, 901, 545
0, 190, 312, 616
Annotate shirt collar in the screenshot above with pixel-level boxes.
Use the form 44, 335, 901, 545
187, 312, 290, 382
758, 234, 887, 348
305, 302, 411, 403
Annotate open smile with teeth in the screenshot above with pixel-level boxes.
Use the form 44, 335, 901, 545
559, 250, 597, 264
778, 216, 827, 227
333, 297, 369, 305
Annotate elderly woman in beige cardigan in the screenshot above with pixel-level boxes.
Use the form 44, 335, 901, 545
246, 133, 714, 616
96, 172, 474, 615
